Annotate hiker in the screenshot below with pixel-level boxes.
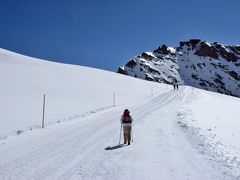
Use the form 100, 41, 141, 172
120, 109, 133, 145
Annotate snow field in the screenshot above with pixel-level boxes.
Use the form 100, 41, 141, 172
177, 87, 240, 179
0, 48, 168, 138
0, 87, 230, 180
0, 48, 240, 179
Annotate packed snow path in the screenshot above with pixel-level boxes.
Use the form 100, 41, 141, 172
0, 88, 230, 180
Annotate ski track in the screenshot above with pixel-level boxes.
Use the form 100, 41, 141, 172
0, 88, 232, 180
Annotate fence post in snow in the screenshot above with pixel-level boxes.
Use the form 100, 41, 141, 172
42, 94, 46, 128
113, 93, 115, 107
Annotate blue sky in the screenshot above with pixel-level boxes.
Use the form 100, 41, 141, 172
0, 0, 240, 71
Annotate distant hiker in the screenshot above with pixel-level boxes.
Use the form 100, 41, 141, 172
120, 109, 133, 145
173, 80, 178, 90
175, 84, 178, 90
174, 84, 178, 90
173, 84, 176, 90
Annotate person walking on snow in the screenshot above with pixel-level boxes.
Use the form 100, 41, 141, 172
120, 109, 133, 145
176, 84, 179, 90
173, 84, 176, 90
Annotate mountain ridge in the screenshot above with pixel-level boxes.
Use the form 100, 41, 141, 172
117, 39, 240, 97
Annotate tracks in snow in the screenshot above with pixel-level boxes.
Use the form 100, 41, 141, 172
0, 88, 230, 180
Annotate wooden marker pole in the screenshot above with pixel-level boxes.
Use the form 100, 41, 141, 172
42, 94, 46, 128
113, 93, 115, 107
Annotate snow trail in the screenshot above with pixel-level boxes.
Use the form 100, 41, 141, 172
0, 87, 231, 180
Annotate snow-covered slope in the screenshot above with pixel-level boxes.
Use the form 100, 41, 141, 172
0, 48, 167, 138
1, 48, 240, 180
118, 39, 240, 97
177, 88, 240, 179
1, 85, 240, 180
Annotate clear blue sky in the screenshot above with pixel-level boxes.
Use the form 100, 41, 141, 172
1, 0, 240, 71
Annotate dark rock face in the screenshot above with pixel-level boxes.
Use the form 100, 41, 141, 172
180, 41, 190, 47
153, 44, 171, 54
235, 46, 240, 52
229, 71, 240, 81
194, 42, 219, 59
118, 39, 240, 98
125, 59, 137, 68
213, 43, 239, 62
149, 67, 160, 75
192, 74, 199, 80
235, 63, 240, 67
215, 73, 223, 80
229, 46, 240, 55
141, 52, 154, 60
117, 67, 128, 75
214, 78, 225, 86
219, 48, 238, 62
145, 74, 154, 81
189, 39, 201, 47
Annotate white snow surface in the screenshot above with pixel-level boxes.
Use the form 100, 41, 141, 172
0, 48, 240, 180
0, 48, 167, 138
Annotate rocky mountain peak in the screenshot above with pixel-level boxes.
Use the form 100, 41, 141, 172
117, 39, 240, 97
154, 44, 172, 55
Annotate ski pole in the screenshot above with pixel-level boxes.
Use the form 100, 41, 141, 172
119, 123, 122, 145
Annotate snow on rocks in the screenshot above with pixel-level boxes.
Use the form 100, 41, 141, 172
118, 39, 240, 98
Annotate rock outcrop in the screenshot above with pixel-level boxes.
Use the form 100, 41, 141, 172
117, 39, 240, 97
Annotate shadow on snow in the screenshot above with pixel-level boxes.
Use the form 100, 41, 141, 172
105, 144, 126, 150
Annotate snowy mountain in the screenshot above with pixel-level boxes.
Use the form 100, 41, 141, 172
118, 39, 240, 97
0, 48, 240, 180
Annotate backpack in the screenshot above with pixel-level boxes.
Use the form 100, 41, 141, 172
122, 115, 132, 124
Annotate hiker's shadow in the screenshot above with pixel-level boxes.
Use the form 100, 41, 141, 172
105, 144, 126, 150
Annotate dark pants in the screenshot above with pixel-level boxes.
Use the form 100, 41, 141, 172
123, 126, 132, 144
